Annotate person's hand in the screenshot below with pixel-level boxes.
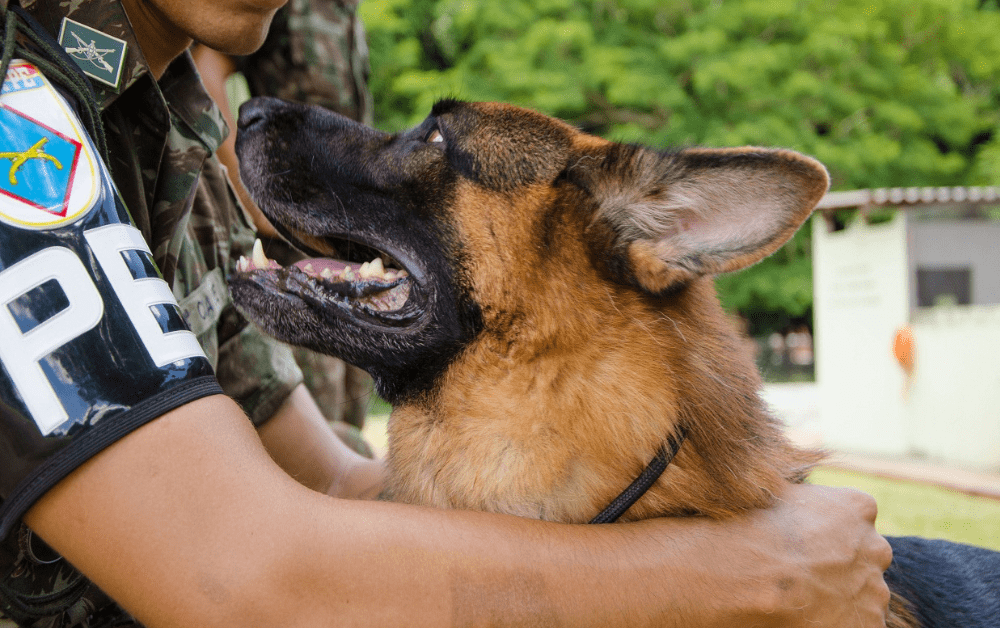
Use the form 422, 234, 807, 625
736, 482, 893, 628
628, 482, 891, 628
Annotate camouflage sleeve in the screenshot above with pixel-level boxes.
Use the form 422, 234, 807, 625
181, 157, 305, 427
212, 163, 304, 426
215, 310, 304, 426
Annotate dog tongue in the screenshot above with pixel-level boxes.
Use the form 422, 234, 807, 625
294, 258, 350, 276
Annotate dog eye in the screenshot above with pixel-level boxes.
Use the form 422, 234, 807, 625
427, 129, 445, 144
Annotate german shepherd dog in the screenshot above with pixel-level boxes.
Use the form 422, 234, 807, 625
230, 97, 1000, 627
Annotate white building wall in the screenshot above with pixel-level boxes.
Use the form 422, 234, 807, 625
813, 212, 1000, 470
906, 305, 1000, 468
812, 214, 910, 456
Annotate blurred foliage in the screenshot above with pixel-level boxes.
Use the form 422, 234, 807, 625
359, 0, 1000, 331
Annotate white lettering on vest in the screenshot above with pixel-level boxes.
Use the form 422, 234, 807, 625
0, 223, 205, 435
0, 247, 103, 435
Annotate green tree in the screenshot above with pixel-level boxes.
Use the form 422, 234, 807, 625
360, 0, 1000, 331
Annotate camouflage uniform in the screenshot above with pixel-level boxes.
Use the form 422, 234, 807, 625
0, 0, 302, 625
236, 0, 375, 431
237, 0, 373, 125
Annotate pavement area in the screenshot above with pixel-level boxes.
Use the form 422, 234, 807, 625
365, 382, 1000, 501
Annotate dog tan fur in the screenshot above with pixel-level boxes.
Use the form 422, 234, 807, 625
381, 118, 826, 522
233, 99, 999, 628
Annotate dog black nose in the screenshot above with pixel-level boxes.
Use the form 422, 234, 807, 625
237, 97, 287, 132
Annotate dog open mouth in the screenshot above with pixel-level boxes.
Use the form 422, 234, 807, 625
235, 237, 415, 326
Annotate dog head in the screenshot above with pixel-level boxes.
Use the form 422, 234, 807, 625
230, 98, 828, 406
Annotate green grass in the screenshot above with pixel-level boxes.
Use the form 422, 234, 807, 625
810, 467, 1000, 551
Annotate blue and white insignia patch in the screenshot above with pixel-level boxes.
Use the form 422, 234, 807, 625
58, 17, 128, 89
0, 61, 101, 230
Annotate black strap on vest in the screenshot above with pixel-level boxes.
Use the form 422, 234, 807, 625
589, 426, 687, 524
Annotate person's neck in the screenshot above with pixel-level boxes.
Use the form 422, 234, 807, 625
120, 0, 192, 80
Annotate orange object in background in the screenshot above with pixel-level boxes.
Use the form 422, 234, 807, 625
893, 325, 915, 375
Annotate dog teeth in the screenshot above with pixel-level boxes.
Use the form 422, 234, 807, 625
252, 238, 270, 270
236, 255, 256, 273
358, 257, 386, 279
235, 240, 284, 274
236, 248, 409, 283
296, 255, 407, 283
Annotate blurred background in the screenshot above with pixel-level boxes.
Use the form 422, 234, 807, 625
357, 0, 1000, 540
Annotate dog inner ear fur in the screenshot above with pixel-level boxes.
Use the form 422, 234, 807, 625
568, 143, 830, 294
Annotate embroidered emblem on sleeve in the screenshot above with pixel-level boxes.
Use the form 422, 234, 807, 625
0, 61, 100, 230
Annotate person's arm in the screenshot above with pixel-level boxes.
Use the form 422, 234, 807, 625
257, 383, 385, 499
24, 394, 891, 628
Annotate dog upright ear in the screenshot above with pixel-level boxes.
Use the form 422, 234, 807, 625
568, 144, 829, 293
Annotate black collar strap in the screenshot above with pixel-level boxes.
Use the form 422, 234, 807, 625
589, 426, 687, 524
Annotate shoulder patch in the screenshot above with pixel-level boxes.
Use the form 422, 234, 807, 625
0, 61, 101, 230
57, 18, 128, 89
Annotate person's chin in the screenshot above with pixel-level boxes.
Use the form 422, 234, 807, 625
197, 18, 275, 56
